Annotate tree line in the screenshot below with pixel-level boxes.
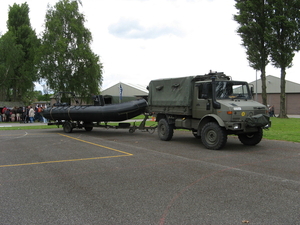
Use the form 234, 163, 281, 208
0, 0, 102, 105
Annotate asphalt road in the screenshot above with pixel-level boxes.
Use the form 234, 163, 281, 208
1, 127, 299, 225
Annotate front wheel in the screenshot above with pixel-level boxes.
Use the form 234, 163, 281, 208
157, 118, 173, 141
201, 122, 227, 150
238, 128, 263, 146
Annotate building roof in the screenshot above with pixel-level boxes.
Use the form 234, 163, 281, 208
249, 75, 300, 93
0, 101, 24, 108
101, 82, 148, 97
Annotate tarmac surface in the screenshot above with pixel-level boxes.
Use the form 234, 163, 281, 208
0, 122, 299, 224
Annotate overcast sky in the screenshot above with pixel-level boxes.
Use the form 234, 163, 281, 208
1, 0, 300, 92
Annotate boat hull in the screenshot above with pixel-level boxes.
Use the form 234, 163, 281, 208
42, 99, 148, 122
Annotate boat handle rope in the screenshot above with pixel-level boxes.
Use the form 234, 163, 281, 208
50, 108, 55, 121
68, 108, 72, 121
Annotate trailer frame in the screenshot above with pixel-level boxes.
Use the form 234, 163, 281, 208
47, 114, 157, 134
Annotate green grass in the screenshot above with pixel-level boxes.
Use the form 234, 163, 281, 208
132, 115, 146, 119
263, 117, 300, 143
1, 116, 299, 143
0, 124, 58, 130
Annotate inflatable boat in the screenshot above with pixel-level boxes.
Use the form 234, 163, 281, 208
42, 98, 148, 122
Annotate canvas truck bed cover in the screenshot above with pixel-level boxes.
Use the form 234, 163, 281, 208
148, 76, 194, 107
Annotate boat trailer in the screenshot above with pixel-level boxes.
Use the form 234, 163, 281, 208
48, 114, 157, 134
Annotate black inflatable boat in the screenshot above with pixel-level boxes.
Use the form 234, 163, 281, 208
42, 98, 148, 122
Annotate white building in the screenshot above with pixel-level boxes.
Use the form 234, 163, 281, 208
101, 82, 148, 104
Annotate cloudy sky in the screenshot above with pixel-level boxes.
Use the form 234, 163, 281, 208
1, 0, 300, 92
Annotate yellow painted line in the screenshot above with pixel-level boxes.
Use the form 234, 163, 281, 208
0, 133, 133, 168
57, 133, 133, 156
0, 155, 130, 168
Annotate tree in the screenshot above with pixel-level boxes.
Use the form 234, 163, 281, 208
5, 2, 40, 102
0, 31, 24, 100
234, 0, 272, 106
39, 0, 103, 102
268, 0, 300, 118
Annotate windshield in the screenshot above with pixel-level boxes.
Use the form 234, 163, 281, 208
215, 81, 251, 100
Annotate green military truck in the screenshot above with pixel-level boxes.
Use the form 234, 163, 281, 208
147, 71, 271, 150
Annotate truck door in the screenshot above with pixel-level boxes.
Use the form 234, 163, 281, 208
192, 83, 213, 119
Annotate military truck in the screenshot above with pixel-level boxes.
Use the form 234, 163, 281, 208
147, 71, 271, 150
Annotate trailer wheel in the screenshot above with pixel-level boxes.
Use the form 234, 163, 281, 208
201, 122, 227, 150
85, 126, 93, 132
84, 122, 93, 132
158, 118, 173, 141
63, 121, 73, 133
238, 128, 263, 146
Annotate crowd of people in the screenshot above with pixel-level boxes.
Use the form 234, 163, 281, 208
0, 104, 48, 123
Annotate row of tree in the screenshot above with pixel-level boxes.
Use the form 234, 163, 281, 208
234, 0, 300, 118
0, 0, 103, 105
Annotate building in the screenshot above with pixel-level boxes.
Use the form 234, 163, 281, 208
249, 75, 300, 115
101, 82, 148, 104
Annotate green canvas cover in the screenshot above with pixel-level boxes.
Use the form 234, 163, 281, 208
148, 76, 195, 107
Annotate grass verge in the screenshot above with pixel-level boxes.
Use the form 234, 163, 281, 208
263, 117, 300, 143
0, 124, 58, 130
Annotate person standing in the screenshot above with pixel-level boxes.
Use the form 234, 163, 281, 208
37, 105, 43, 122
28, 106, 35, 123
11, 107, 17, 122
5, 108, 11, 122
270, 105, 275, 117
16, 107, 23, 122
2, 106, 7, 122
42, 104, 48, 123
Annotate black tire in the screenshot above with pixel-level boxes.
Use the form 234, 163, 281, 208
238, 127, 263, 146
84, 122, 93, 132
85, 126, 93, 132
201, 122, 227, 150
157, 118, 173, 141
63, 121, 73, 133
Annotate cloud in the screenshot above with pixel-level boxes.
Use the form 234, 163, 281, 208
108, 17, 184, 39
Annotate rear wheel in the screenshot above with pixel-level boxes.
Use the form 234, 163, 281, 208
157, 118, 173, 141
63, 121, 73, 133
201, 122, 227, 150
238, 128, 263, 146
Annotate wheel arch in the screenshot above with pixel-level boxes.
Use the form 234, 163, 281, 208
198, 114, 225, 133
156, 113, 174, 124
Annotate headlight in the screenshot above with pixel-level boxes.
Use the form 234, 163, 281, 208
233, 123, 241, 129
265, 121, 271, 128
